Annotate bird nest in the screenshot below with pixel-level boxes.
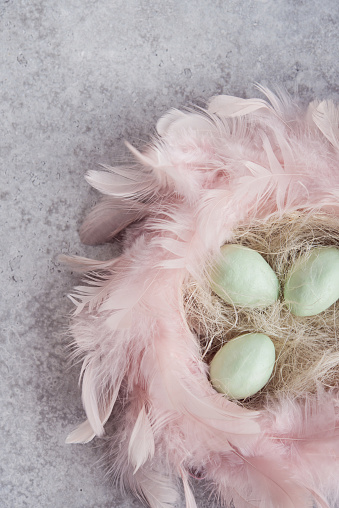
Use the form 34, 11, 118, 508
184, 212, 339, 407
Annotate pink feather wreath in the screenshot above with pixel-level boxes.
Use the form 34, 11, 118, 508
64, 87, 339, 508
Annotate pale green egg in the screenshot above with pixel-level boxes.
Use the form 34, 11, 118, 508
284, 246, 339, 317
210, 333, 275, 399
210, 244, 279, 307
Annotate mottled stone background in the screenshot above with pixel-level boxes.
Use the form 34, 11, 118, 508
1, 0, 338, 507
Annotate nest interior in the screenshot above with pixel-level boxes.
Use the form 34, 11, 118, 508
183, 212, 339, 408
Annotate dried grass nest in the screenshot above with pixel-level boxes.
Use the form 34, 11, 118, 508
183, 212, 339, 408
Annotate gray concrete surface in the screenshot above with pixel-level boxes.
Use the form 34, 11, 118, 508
1, 0, 338, 507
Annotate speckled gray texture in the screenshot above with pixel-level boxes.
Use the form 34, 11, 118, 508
1, 0, 338, 507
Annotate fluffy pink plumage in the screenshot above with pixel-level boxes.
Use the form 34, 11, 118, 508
65, 87, 339, 508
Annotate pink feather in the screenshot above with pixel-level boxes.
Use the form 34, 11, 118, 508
65, 88, 339, 507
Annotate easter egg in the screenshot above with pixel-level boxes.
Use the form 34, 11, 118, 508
210, 244, 279, 307
284, 246, 339, 317
210, 332, 276, 399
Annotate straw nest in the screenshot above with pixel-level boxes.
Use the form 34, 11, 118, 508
183, 212, 339, 407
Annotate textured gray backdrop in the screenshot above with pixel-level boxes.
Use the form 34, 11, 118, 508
1, 0, 339, 507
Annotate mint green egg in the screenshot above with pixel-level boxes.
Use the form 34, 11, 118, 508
284, 246, 339, 317
210, 333, 275, 399
210, 244, 279, 307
